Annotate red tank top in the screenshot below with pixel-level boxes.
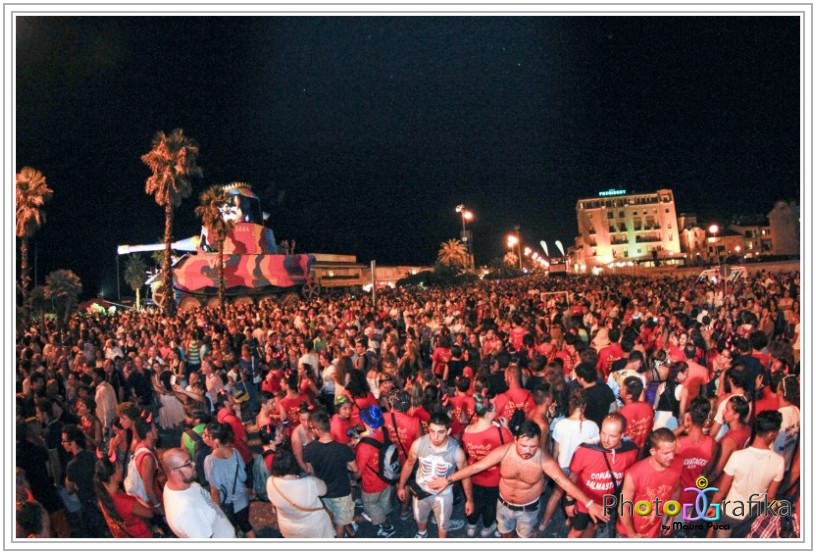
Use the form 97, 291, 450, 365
462, 424, 513, 487
722, 425, 751, 451
676, 434, 717, 505
616, 457, 682, 538
493, 388, 533, 422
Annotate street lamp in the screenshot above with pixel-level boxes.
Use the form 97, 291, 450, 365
455, 204, 475, 269
506, 227, 523, 270
708, 224, 720, 266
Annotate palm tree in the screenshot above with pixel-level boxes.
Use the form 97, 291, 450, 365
503, 251, 519, 268
141, 128, 203, 315
195, 185, 235, 312
44, 269, 82, 328
150, 238, 165, 269
29, 285, 48, 334
16, 167, 54, 309
437, 239, 469, 270
123, 255, 148, 311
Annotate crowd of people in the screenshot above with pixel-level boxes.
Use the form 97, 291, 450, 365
15, 269, 801, 539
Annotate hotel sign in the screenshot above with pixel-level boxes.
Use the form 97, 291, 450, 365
599, 188, 627, 197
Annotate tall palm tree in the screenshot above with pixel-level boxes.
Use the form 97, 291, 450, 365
141, 128, 203, 315
437, 239, 469, 270
16, 167, 54, 308
44, 269, 82, 328
195, 185, 234, 312
123, 255, 147, 311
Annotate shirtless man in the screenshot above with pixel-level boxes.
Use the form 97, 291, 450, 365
428, 420, 608, 538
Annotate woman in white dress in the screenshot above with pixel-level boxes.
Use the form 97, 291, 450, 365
266, 447, 335, 538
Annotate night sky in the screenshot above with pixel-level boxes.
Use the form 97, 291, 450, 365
15, 16, 800, 298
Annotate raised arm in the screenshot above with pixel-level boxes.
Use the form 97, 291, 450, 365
427, 443, 511, 492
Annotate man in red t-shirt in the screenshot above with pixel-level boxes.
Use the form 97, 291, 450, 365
461, 395, 513, 537
330, 396, 354, 445
682, 344, 710, 405
567, 413, 639, 538
260, 360, 284, 396
448, 379, 476, 440
381, 390, 421, 521
617, 428, 682, 538
216, 399, 251, 464
509, 316, 527, 353
354, 406, 397, 538
618, 377, 654, 449
596, 328, 625, 380
277, 373, 312, 437
383, 391, 422, 464
493, 364, 534, 423
674, 397, 716, 537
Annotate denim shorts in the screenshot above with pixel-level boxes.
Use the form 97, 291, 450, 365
496, 498, 540, 538
323, 494, 355, 527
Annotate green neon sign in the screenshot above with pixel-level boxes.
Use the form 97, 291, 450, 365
599, 188, 627, 197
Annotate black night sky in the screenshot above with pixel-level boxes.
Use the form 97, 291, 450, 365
15, 16, 800, 298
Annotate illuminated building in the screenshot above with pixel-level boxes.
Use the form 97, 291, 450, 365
574, 188, 681, 270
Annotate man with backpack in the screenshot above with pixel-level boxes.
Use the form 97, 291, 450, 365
303, 410, 359, 537
354, 405, 398, 537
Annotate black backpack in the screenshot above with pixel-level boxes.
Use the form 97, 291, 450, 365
359, 433, 401, 485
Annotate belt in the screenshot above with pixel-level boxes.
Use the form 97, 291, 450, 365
499, 496, 539, 512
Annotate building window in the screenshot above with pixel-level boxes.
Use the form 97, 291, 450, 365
607, 212, 614, 219
619, 211, 624, 218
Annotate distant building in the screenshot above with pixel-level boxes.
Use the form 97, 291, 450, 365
677, 213, 698, 231
727, 214, 772, 258
574, 188, 681, 269
767, 200, 799, 256
679, 222, 708, 265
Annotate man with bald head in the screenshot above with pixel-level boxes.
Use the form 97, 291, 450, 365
161, 448, 236, 538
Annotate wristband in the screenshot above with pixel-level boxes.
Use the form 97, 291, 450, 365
585, 499, 594, 509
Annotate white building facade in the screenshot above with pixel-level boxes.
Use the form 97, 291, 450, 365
574, 188, 681, 269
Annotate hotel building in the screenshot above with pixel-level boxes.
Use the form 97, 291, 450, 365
574, 188, 681, 269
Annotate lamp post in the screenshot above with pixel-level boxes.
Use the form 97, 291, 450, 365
708, 224, 720, 266
456, 204, 474, 269
506, 226, 523, 270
